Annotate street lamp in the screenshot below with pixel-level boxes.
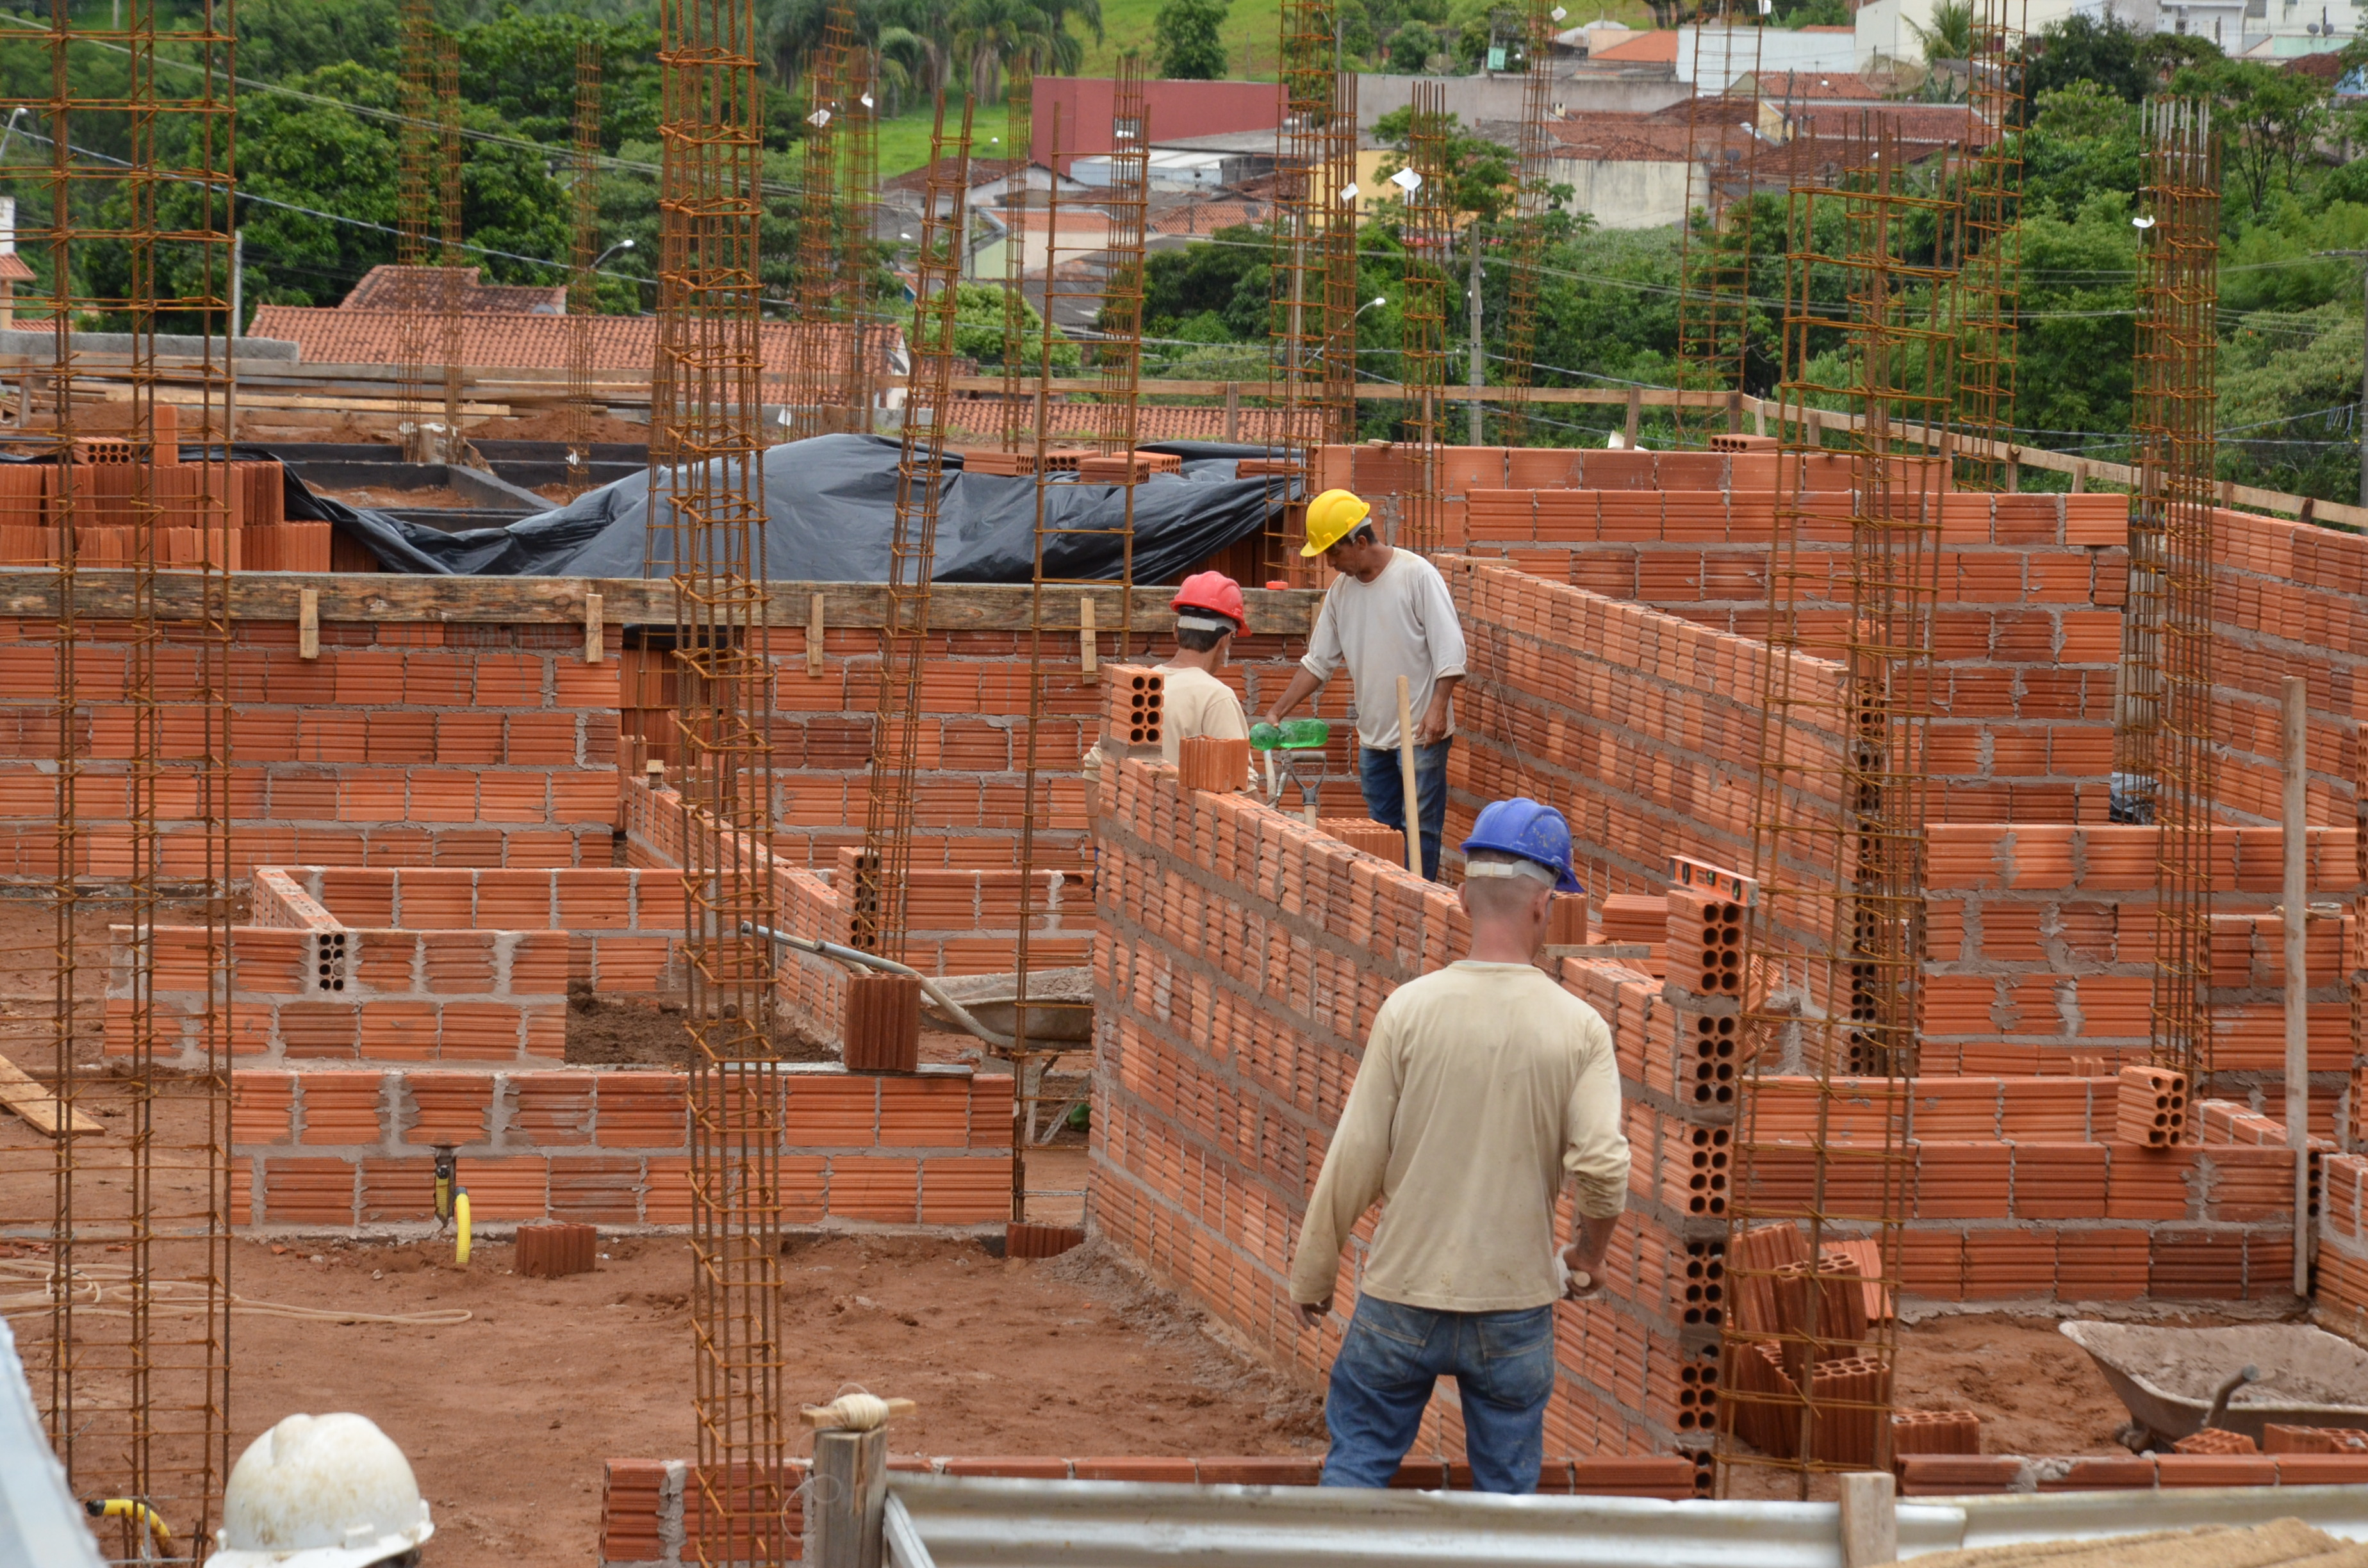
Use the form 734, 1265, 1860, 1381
591, 238, 636, 270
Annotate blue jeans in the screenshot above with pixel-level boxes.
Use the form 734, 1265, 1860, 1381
1358, 738, 1451, 881
1320, 1294, 1556, 1494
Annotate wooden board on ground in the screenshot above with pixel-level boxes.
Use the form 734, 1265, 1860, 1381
0, 1053, 103, 1137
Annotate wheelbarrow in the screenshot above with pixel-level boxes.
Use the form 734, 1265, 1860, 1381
2060, 1321, 2368, 1448
919, 967, 1094, 1046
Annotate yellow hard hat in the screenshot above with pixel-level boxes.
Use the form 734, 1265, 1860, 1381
1300, 488, 1372, 557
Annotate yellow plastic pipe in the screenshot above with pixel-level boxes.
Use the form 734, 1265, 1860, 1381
453, 1190, 472, 1267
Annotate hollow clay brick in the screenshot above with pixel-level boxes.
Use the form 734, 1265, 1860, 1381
843, 973, 923, 1074
516, 1220, 598, 1278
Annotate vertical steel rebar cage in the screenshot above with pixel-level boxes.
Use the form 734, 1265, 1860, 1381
394, 0, 434, 461
998, 63, 1035, 455
787, 5, 846, 443
566, 42, 604, 489
652, 0, 787, 1548
1673, 7, 1764, 449
1718, 120, 1955, 1498
1951, 0, 2025, 492
2125, 99, 2221, 1090
1395, 83, 1450, 553
436, 29, 464, 461
836, 29, 879, 436
852, 91, 974, 962
1007, 60, 1151, 1229
15, 0, 239, 1553
1494, 0, 1561, 449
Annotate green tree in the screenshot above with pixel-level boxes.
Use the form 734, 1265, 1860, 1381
954, 281, 1078, 368
1386, 22, 1436, 72
2175, 55, 2331, 216
1153, 0, 1229, 79
457, 10, 663, 151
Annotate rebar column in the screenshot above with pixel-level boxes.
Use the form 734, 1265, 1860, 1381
567, 42, 604, 488
653, 0, 787, 1548
1673, 8, 1764, 448
1396, 84, 1451, 553
2127, 99, 2221, 1090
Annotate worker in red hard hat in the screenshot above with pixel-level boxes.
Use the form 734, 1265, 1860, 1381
1158, 571, 1254, 787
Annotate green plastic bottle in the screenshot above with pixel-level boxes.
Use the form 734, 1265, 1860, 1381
1249, 718, 1330, 751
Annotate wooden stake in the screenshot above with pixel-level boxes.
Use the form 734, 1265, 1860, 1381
1623, 386, 1641, 448
582, 590, 604, 664
298, 587, 319, 659
1838, 1471, 1897, 1568
808, 1426, 887, 1568
1078, 594, 1098, 680
807, 592, 826, 678
2283, 675, 2311, 1298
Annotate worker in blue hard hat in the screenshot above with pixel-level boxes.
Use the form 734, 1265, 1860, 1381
1287, 797, 1625, 1495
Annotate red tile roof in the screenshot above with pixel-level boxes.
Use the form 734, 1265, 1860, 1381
246, 306, 899, 379
885, 157, 1029, 195
340, 264, 569, 315
0, 254, 32, 285
1590, 29, 1679, 61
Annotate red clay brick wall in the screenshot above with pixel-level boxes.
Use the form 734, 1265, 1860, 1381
0, 618, 619, 879
231, 1065, 1014, 1230
618, 617, 1331, 873
1921, 823, 2358, 1109
1090, 753, 1714, 1458
1441, 555, 1846, 898
2208, 507, 2368, 828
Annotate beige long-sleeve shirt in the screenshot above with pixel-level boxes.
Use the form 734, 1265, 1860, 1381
1288, 961, 1630, 1313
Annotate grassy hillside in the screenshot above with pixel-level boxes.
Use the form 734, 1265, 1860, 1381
1075, 0, 1285, 78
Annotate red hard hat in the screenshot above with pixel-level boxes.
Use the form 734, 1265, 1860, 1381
1171, 571, 1246, 630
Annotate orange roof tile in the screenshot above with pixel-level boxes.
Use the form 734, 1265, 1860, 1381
245, 306, 901, 379
1590, 29, 1679, 62
340, 264, 569, 315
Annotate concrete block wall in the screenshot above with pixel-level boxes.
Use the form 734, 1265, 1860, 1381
231, 1063, 1014, 1230
1441, 554, 1846, 897
0, 617, 620, 879
617, 618, 1330, 872
1921, 822, 2358, 1110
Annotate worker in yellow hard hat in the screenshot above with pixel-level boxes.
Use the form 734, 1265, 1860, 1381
1262, 488, 1467, 879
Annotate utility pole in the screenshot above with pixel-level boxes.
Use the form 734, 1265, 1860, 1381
1467, 231, 1484, 445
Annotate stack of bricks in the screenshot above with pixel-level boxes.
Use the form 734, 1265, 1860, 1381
1315, 818, 1406, 864
230, 1062, 1014, 1230
1921, 822, 2356, 1105
597, 1451, 1699, 1565
0, 618, 620, 878
0, 410, 323, 569
616, 603, 1326, 873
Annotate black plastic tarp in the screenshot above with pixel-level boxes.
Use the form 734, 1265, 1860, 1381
292, 434, 1289, 583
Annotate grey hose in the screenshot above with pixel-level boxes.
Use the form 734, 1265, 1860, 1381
741, 922, 1015, 1050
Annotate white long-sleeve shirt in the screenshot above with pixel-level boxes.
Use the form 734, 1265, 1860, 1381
1288, 961, 1631, 1314
1301, 548, 1468, 751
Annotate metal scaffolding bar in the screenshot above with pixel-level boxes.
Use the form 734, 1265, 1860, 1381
851, 92, 974, 961
1719, 118, 1957, 1498
653, 0, 787, 1546
567, 41, 604, 489
2130, 98, 2221, 1090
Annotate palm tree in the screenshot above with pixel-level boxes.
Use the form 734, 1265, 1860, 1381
1904, 0, 1973, 63
952, 0, 1047, 103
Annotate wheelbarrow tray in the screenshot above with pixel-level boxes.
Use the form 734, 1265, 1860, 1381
2059, 1320, 2368, 1444
920, 967, 1094, 1045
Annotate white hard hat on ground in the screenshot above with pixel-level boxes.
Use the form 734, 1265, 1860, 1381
211, 1412, 434, 1568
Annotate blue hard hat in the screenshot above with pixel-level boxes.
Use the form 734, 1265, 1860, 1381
1459, 797, 1581, 894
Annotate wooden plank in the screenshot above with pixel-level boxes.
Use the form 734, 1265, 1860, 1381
0, 571, 1324, 637
0, 1055, 103, 1138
